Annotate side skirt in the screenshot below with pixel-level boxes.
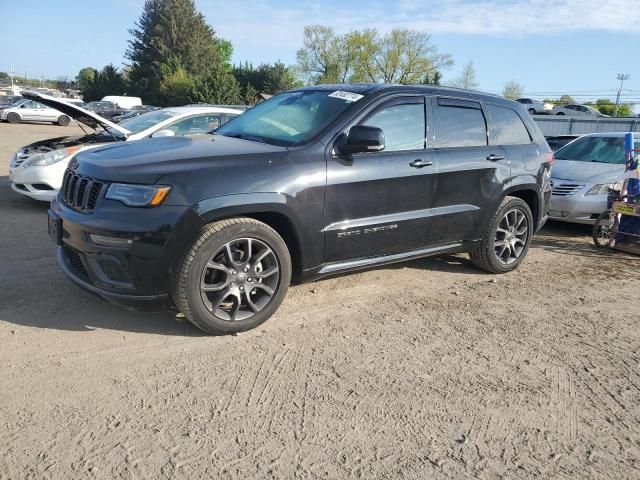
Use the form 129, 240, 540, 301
300, 241, 476, 282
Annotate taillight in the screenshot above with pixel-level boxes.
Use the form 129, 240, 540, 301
546, 151, 554, 166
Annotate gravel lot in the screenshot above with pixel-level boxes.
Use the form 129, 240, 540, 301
1, 122, 639, 479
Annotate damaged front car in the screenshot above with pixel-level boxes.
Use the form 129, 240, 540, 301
8, 91, 130, 202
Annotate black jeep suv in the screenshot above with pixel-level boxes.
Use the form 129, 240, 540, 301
48, 84, 552, 334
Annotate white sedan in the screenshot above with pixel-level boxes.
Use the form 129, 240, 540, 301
9, 92, 244, 202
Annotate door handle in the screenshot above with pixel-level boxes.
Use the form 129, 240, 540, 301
409, 159, 433, 168
486, 154, 505, 161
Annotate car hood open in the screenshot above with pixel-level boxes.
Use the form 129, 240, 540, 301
21, 91, 130, 135
74, 134, 289, 184
551, 159, 624, 184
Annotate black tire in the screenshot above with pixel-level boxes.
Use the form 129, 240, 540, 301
57, 115, 70, 126
6, 112, 20, 124
528, 108, 536, 115
172, 218, 292, 335
592, 210, 614, 248
556, 112, 565, 116
469, 196, 533, 274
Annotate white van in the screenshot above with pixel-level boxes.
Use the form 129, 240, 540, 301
101, 95, 142, 109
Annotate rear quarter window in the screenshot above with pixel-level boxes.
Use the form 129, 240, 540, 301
486, 105, 532, 145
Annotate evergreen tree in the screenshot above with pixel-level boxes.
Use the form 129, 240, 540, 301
190, 64, 241, 105
126, 0, 231, 104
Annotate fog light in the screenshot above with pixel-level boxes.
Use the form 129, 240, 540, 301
88, 234, 133, 248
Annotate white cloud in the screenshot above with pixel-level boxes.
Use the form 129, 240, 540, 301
206, 0, 640, 40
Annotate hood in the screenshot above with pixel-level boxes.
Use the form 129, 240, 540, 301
21, 91, 130, 135
74, 134, 289, 184
551, 159, 624, 184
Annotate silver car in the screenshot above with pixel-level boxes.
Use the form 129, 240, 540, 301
516, 98, 552, 115
549, 133, 639, 224
0, 98, 73, 125
551, 104, 608, 117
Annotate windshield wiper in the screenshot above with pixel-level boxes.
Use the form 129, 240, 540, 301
222, 132, 266, 144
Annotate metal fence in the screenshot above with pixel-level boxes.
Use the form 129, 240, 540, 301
533, 115, 640, 136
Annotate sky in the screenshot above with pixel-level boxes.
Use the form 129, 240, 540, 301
2, 0, 639, 107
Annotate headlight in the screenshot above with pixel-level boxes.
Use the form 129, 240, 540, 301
105, 183, 171, 207
585, 184, 614, 196
29, 146, 81, 167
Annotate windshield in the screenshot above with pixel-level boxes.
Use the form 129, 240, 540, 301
216, 90, 365, 146
117, 110, 178, 134
555, 136, 640, 164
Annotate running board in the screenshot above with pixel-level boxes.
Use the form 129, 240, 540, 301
317, 242, 465, 275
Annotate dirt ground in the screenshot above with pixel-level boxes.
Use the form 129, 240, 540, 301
1, 122, 639, 479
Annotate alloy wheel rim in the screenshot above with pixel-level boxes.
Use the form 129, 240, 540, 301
200, 238, 279, 322
494, 208, 529, 265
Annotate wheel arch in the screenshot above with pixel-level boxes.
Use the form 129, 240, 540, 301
193, 193, 305, 280
502, 184, 541, 228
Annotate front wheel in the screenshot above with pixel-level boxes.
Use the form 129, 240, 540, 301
6, 112, 20, 124
469, 196, 533, 274
172, 218, 292, 335
57, 115, 70, 126
592, 210, 615, 248
528, 108, 536, 115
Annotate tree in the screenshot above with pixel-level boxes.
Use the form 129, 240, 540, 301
159, 57, 194, 106
76, 67, 97, 92
559, 95, 575, 104
189, 64, 241, 104
80, 64, 127, 101
591, 98, 632, 117
126, 0, 232, 104
233, 61, 297, 98
422, 69, 442, 86
0, 72, 10, 81
502, 80, 524, 100
451, 61, 479, 90
296, 25, 452, 85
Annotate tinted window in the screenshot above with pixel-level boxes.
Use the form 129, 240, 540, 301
119, 110, 177, 134
361, 102, 424, 152
434, 104, 487, 147
487, 105, 531, 145
555, 136, 640, 164
217, 90, 364, 146
22, 101, 37, 108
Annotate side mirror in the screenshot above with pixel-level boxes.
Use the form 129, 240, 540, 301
338, 126, 385, 155
152, 129, 175, 138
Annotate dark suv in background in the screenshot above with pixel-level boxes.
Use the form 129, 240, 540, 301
48, 84, 552, 335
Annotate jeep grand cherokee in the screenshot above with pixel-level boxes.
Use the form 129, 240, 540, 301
48, 84, 552, 335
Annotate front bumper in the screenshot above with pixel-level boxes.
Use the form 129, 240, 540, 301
548, 186, 607, 224
50, 198, 205, 311
9, 158, 68, 202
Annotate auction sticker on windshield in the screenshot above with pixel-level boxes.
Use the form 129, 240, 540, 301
328, 91, 364, 102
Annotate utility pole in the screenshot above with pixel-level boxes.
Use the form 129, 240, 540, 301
614, 73, 630, 117
10, 65, 14, 90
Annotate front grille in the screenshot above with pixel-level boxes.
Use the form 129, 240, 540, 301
61, 169, 106, 212
551, 183, 584, 197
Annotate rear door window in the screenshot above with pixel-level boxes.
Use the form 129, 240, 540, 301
434, 99, 487, 148
486, 105, 532, 145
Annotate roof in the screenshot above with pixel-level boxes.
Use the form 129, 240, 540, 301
292, 83, 507, 102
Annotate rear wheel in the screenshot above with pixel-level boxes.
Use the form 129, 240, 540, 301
6, 113, 20, 124
57, 115, 70, 126
469, 196, 533, 274
593, 210, 615, 248
172, 218, 292, 335
528, 108, 536, 115
556, 112, 565, 116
